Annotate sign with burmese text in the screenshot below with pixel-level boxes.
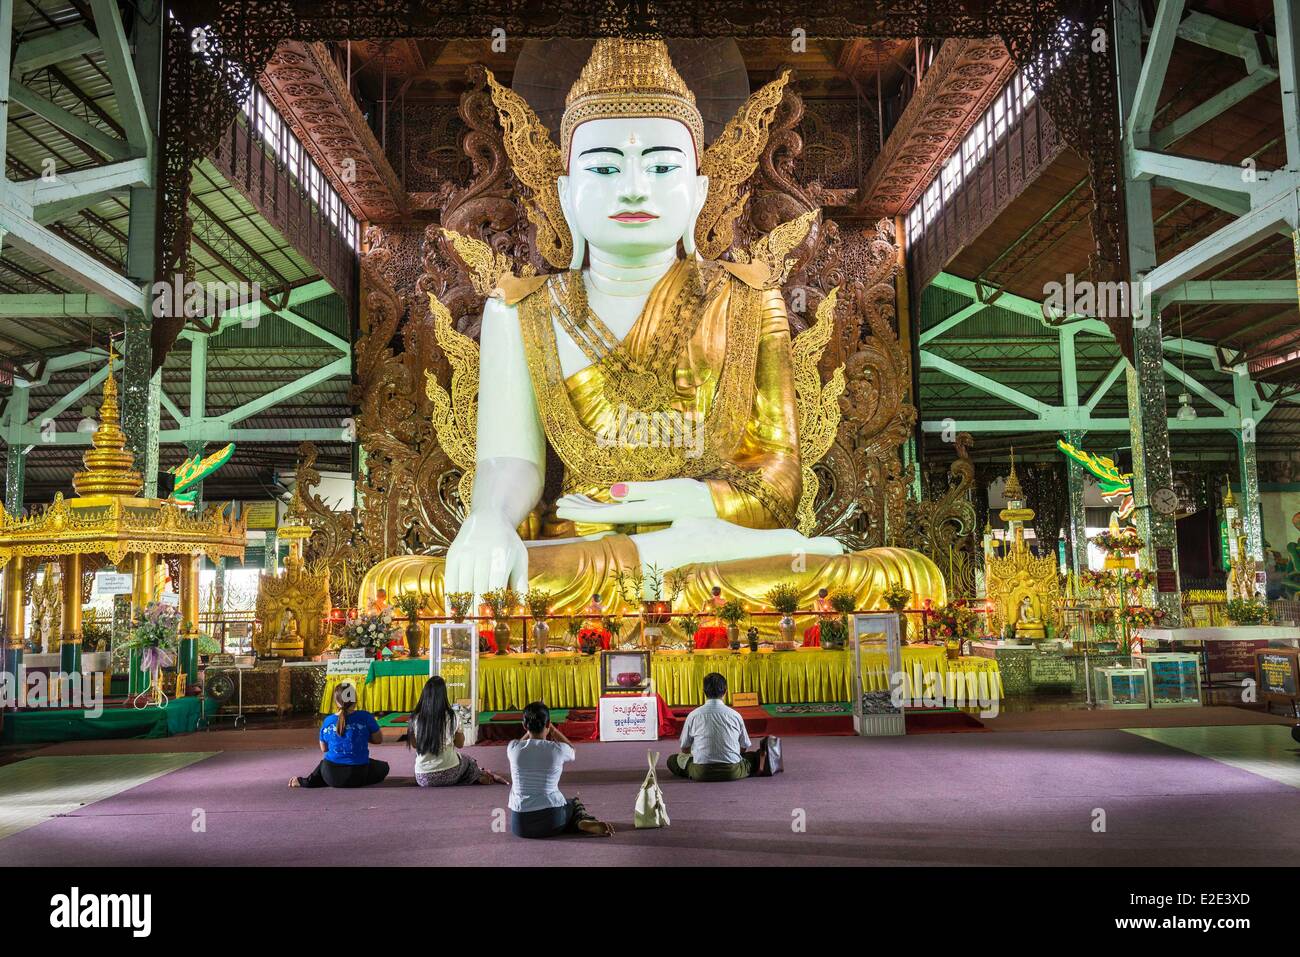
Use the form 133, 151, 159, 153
599, 695, 657, 742
243, 501, 278, 530
1257, 650, 1298, 701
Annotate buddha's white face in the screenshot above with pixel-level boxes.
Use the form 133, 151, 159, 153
559, 117, 708, 262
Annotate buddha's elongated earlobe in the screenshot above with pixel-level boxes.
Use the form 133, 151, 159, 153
558, 175, 586, 270
682, 174, 708, 257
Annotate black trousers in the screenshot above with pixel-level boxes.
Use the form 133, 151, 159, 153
298, 757, 390, 789
510, 798, 592, 839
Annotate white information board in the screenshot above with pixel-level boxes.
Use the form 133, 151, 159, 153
430, 622, 478, 745
852, 612, 905, 736
95, 572, 133, 596
598, 695, 658, 741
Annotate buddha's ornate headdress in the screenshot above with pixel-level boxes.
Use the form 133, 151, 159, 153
561, 39, 705, 165
486, 38, 789, 267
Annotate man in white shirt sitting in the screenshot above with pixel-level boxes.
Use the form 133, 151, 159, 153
668, 672, 759, 782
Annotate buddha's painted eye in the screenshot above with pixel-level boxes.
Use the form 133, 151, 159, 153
585, 165, 620, 176
648, 164, 680, 175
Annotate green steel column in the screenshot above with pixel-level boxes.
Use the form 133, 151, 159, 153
1117, 0, 1182, 624
4, 381, 27, 515
1236, 428, 1263, 564
264, 529, 278, 575
122, 314, 157, 488
1062, 429, 1090, 577
1233, 372, 1264, 564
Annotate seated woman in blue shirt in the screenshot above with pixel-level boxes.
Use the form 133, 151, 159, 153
290, 683, 389, 789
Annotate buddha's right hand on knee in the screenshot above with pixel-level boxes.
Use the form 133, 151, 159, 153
445, 511, 530, 597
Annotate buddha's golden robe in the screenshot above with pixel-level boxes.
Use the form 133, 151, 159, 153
360, 259, 944, 631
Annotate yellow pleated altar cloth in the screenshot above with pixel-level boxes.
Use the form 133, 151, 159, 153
317, 647, 1001, 714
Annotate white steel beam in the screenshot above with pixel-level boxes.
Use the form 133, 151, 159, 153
215, 357, 351, 428
26, 363, 108, 428
8, 83, 130, 160
0, 187, 143, 308
0, 293, 119, 317
12, 24, 99, 72
1159, 280, 1298, 306
1162, 359, 1233, 414
20, 157, 151, 211
1142, 188, 1297, 294
1150, 71, 1278, 150
919, 351, 1052, 416
1126, 0, 1186, 145
1085, 359, 1128, 412
88, 0, 151, 152
918, 300, 985, 346
920, 414, 1243, 434
1275, 0, 1300, 166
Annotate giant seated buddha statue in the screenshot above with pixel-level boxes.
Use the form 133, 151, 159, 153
360, 39, 945, 630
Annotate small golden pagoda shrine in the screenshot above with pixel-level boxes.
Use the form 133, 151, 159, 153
0, 350, 246, 681
985, 451, 1061, 643
251, 480, 330, 659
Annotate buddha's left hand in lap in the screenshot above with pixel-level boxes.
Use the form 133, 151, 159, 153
632, 517, 843, 572
555, 478, 717, 525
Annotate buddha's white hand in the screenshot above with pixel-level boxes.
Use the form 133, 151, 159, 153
632, 517, 843, 572
445, 457, 540, 600
445, 511, 530, 598
555, 478, 717, 525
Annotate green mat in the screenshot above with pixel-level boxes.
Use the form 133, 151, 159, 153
1, 697, 216, 744
763, 702, 852, 717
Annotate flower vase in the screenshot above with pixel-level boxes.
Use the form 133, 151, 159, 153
405, 621, 425, 657
726, 624, 740, 649
778, 615, 796, 645
531, 619, 549, 654
493, 620, 511, 655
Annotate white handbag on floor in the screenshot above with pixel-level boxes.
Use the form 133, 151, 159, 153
634, 750, 670, 829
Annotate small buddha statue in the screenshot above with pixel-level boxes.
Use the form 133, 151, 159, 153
801, 588, 834, 647
1015, 594, 1046, 640
695, 586, 729, 649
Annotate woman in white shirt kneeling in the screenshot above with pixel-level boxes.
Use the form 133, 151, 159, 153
409, 676, 508, 787
507, 701, 615, 839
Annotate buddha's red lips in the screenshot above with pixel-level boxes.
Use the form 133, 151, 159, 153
609, 212, 658, 222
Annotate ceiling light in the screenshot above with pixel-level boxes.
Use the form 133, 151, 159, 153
1176, 392, 1197, 421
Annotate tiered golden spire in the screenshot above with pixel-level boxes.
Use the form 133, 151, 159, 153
1003, 447, 1024, 503
561, 39, 704, 163
72, 348, 143, 497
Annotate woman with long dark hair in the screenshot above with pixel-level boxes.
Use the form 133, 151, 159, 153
290, 683, 389, 789
409, 675, 507, 787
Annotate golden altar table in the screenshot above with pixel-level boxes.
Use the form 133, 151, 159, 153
318, 647, 1002, 714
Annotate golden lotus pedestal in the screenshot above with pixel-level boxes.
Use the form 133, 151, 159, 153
358, 544, 948, 642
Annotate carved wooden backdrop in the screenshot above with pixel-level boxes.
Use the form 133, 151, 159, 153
163, 1, 1130, 374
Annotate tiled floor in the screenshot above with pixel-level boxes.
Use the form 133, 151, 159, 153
1124, 724, 1300, 790
0, 752, 214, 841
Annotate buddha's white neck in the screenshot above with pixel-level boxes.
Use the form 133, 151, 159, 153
585, 246, 678, 299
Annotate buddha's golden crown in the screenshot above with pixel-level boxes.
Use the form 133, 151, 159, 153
561, 39, 704, 164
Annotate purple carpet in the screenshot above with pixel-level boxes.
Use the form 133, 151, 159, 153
4, 730, 1298, 866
